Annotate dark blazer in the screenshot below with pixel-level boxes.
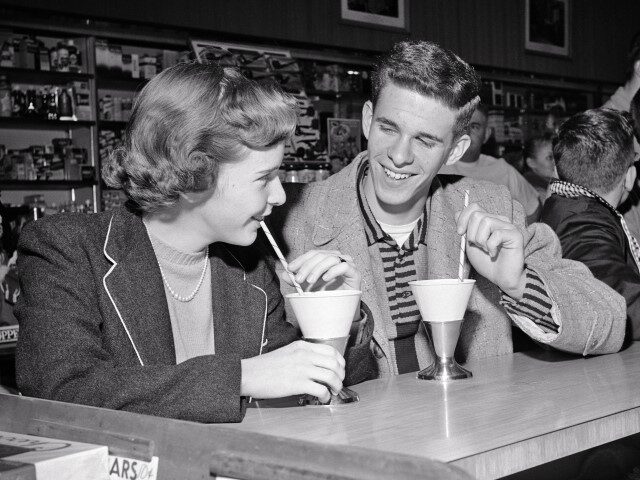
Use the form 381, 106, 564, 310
541, 194, 640, 341
15, 207, 301, 423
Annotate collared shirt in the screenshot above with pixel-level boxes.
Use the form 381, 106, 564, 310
355, 159, 557, 374
356, 160, 426, 374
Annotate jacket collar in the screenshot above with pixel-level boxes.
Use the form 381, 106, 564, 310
312, 152, 370, 246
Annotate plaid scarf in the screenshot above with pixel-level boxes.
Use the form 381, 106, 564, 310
549, 179, 640, 272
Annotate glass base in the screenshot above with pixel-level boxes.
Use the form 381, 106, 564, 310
417, 357, 472, 381
298, 386, 360, 406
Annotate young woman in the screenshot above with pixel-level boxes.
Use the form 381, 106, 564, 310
15, 62, 370, 423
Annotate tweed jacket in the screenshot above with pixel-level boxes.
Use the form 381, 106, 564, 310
15, 207, 301, 423
273, 154, 626, 376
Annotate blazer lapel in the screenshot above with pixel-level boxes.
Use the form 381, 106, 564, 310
210, 244, 265, 358
103, 209, 175, 365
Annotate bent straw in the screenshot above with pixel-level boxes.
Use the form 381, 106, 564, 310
260, 221, 304, 294
458, 190, 469, 282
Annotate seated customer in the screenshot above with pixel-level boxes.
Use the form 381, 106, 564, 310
522, 133, 557, 202
15, 62, 371, 422
276, 40, 626, 380
439, 103, 541, 223
541, 108, 640, 341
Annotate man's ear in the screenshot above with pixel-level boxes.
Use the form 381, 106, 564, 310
634, 59, 640, 79
525, 157, 535, 170
362, 101, 373, 140
483, 126, 492, 144
625, 163, 637, 192
445, 134, 471, 166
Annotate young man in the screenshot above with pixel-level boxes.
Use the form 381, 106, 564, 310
438, 103, 541, 224
541, 108, 640, 341
273, 41, 626, 378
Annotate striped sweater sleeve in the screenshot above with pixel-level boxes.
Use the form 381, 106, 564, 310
499, 266, 558, 334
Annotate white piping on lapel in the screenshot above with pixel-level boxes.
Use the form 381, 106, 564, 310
222, 246, 269, 355
102, 215, 144, 366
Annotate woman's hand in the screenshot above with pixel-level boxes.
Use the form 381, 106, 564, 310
281, 250, 361, 292
240, 340, 345, 402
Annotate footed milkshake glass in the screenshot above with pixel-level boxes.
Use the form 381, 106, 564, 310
409, 279, 475, 381
285, 290, 362, 405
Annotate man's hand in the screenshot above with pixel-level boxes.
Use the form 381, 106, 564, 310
282, 250, 361, 292
241, 340, 345, 402
456, 203, 526, 300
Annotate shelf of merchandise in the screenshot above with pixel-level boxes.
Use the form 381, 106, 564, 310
1, 180, 97, 190
0, 117, 95, 128
0, 26, 99, 213
0, 67, 93, 84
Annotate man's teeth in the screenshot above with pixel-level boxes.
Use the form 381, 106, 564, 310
384, 167, 410, 180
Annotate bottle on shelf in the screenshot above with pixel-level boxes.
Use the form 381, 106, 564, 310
284, 163, 301, 183
57, 88, 73, 119
11, 85, 25, 116
46, 88, 58, 120
0, 75, 11, 117
25, 88, 37, 116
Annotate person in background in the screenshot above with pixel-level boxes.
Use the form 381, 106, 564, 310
439, 103, 542, 224
15, 62, 372, 423
604, 31, 640, 112
541, 108, 640, 342
522, 133, 557, 202
273, 40, 626, 380
604, 32, 640, 239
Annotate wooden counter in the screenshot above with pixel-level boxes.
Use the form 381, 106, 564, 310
223, 342, 640, 479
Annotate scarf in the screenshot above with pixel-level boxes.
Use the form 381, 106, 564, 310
549, 179, 640, 272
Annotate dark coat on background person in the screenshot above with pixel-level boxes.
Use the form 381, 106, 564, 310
541, 194, 640, 341
14, 207, 373, 423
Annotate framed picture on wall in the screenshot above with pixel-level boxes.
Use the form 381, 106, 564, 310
340, 0, 409, 32
525, 0, 570, 57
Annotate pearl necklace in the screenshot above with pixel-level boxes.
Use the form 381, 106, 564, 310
156, 253, 209, 302
146, 227, 210, 302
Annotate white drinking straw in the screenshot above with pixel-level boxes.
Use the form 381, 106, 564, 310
260, 221, 304, 294
458, 190, 469, 282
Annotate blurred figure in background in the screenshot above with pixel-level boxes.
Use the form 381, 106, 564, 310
439, 103, 541, 224
604, 31, 640, 111
522, 133, 557, 202
605, 32, 640, 239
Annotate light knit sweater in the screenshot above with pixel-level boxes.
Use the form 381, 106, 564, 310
147, 233, 215, 364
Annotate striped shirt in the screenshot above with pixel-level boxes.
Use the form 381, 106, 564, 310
355, 160, 557, 374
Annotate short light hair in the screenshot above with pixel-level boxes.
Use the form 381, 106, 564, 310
102, 62, 297, 212
371, 40, 481, 139
554, 108, 635, 193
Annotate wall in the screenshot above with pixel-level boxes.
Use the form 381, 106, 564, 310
3, 0, 640, 83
